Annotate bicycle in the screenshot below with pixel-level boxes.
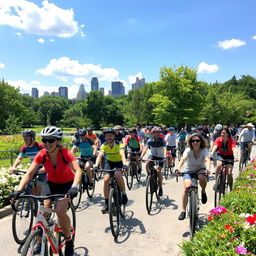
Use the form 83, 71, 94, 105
239, 142, 250, 172
177, 141, 186, 160
125, 151, 142, 190
212, 157, 234, 207
163, 151, 172, 180
12, 194, 76, 256
176, 168, 208, 239
72, 157, 96, 210
143, 159, 164, 214
11, 170, 40, 245
95, 168, 126, 238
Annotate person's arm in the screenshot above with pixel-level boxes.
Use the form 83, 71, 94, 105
211, 145, 218, 156
120, 149, 127, 165
92, 145, 97, 156
95, 151, 104, 167
140, 146, 148, 159
70, 145, 78, 154
205, 156, 211, 173
176, 156, 188, 172
8, 156, 23, 173
70, 160, 82, 187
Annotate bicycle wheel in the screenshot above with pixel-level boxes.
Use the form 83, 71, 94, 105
67, 204, 76, 242
96, 158, 104, 180
163, 161, 170, 180
145, 175, 153, 214
12, 198, 34, 244
135, 163, 142, 183
126, 164, 134, 190
21, 229, 48, 256
189, 190, 198, 238
86, 172, 96, 198
214, 174, 223, 207
109, 188, 120, 238
71, 180, 82, 210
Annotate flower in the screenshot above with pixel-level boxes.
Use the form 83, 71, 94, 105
207, 215, 213, 221
246, 214, 256, 225
224, 225, 234, 232
209, 206, 228, 215
235, 246, 247, 254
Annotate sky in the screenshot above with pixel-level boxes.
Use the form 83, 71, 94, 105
1, 0, 256, 99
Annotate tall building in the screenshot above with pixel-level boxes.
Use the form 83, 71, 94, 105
77, 84, 87, 99
59, 86, 68, 98
44, 91, 50, 95
132, 77, 145, 90
51, 92, 59, 96
111, 81, 125, 97
91, 77, 99, 91
99, 87, 104, 94
32, 88, 39, 98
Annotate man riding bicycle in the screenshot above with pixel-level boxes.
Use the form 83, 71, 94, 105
140, 126, 166, 197
165, 127, 178, 168
94, 128, 128, 213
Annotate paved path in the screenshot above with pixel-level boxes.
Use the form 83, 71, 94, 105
0, 146, 250, 256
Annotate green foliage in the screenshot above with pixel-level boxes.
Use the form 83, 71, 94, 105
3, 114, 23, 135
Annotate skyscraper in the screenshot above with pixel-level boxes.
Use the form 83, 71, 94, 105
32, 87, 39, 98
132, 77, 145, 90
77, 84, 87, 99
59, 86, 68, 98
91, 77, 99, 91
111, 81, 125, 97
99, 87, 104, 94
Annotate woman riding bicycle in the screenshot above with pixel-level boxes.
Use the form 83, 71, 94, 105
10, 126, 82, 256
211, 127, 237, 191
176, 133, 211, 220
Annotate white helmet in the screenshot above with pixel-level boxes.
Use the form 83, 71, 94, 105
215, 124, 222, 131
40, 126, 63, 139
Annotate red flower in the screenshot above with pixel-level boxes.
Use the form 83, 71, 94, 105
224, 225, 234, 232
208, 215, 213, 221
246, 214, 256, 225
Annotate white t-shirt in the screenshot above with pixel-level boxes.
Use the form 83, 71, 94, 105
183, 147, 209, 172
165, 133, 178, 147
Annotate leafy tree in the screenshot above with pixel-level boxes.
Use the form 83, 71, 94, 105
3, 114, 23, 135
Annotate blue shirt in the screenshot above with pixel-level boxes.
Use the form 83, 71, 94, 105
74, 138, 94, 157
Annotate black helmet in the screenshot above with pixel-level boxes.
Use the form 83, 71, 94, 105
128, 128, 137, 134
79, 128, 87, 136
104, 128, 115, 135
22, 129, 36, 138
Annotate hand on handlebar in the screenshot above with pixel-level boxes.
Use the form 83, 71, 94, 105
8, 167, 16, 174
9, 190, 22, 203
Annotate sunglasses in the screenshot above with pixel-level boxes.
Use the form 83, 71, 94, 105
42, 138, 56, 144
191, 139, 200, 143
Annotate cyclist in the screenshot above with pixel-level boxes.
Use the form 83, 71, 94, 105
8, 129, 45, 193
140, 126, 166, 197
10, 126, 82, 256
178, 128, 187, 155
165, 127, 178, 167
238, 122, 255, 160
211, 128, 237, 191
94, 128, 128, 213
124, 128, 143, 173
71, 128, 97, 189
210, 124, 223, 168
136, 124, 146, 146
114, 125, 125, 142
176, 133, 211, 220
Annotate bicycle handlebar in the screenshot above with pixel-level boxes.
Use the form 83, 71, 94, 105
175, 168, 207, 182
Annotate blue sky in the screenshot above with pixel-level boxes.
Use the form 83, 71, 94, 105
0, 0, 256, 98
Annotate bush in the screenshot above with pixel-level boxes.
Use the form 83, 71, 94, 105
180, 160, 256, 255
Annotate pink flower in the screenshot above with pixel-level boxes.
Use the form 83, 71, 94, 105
209, 206, 228, 215
235, 246, 247, 254
249, 174, 255, 178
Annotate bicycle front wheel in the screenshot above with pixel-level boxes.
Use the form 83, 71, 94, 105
145, 175, 153, 214
126, 164, 134, 190
12, 198, 34, 244
72, 180, 82, 210
189, 190, 198, 238
109, 188, 120, 238
163, 161, 170, 180
21, 229, 48, 256
86, 172, 96, 198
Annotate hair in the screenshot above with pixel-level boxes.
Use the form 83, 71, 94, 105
221, 128, 231, 138
187, 133, 207, 149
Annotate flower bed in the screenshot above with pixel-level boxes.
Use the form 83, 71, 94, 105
180, 159, 256, 255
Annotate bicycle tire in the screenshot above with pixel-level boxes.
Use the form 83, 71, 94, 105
86, 172, 96, 198
189, 189, 197, 238
163, 161, 170, 180
145, 175, 153, 214
96, 158, 104, 180
135, 163, 142, 183
109, 188, 120, 238
12, 198, 34, 244
126, 164, 134, 190
21, 229, 48, 256
71, 180, 82, 210
214, 174, 222, 207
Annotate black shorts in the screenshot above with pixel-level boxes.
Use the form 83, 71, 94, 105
46, 180, 73, 195
79, 156, 96, 165
104, 160, 123, 174
216, 153, 234, 166
166, 146, 177, 157
148, 155, 164, 168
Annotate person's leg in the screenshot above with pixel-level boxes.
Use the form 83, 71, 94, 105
178, 176, 191, 220
198, 174, 207, 204
85, 161, 93, 183
55, 199, 70, 239
226, 164, 233, 190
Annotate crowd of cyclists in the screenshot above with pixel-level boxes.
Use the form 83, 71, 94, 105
8, 122, 255, 255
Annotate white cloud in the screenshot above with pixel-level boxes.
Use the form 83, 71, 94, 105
38, 38, 45, 43
15, 32, 22, 37
0, 62, 5, 69
30, 80, 40, 85
252, 35, 256, 40
197, 61, 219, 74
36, 57, 120, 82
7, 79, 32, 92
217, 39, 246, 50
127, 18, 136, 25
73, 77, 90, 85
128, 72, 144, 84
0, 0, 83, 38
49, 38, 55, 42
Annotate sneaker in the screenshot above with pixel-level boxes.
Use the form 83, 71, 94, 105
201, 192, 207, 204
121, 193, 128, 205
33, 243, 41, 254
65, 239, 74, 256
101, 204, 108, 214
158, 187, 163, 197
178, 211, 186, 220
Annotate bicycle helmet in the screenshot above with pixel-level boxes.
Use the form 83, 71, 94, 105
128, 128, 137, 134
104, 128, 115, 135
22, 129, 36, 138
151, 126, 162, 133
169, 127, 175, 131
87, 127, 93, 131
40, 126, 63, 139
114, 125, 121, 130
79, 128, 87, 136
215, 124, 222, 131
